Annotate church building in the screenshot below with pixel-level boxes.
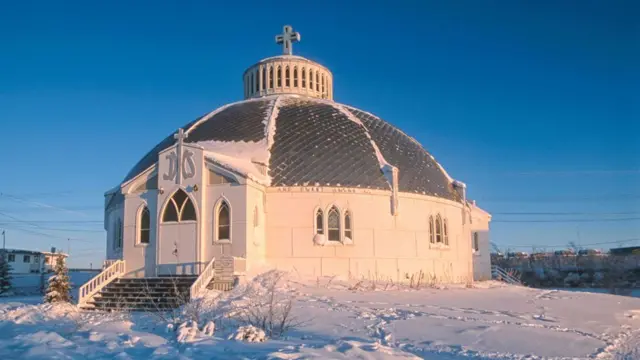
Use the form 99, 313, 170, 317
104, 26, 491, 284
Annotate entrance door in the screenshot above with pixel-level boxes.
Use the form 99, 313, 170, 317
157, 189, 198, 276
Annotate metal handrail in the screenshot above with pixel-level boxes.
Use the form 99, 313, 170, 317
78, 260, 125, 307
190, 257, 216, 299
491, 265, 522, 285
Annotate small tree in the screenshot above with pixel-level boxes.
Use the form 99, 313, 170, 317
0, 251, 13, 296
45, 257, 71, 303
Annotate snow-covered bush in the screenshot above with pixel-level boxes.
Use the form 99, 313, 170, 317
202, 320, 216, 336
176, 321, 199, 343
234, 271, 300, 338
0, 252, 13, 296
45, 258, 71, 303
230, 325, 266, 343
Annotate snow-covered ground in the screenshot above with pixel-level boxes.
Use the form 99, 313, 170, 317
0, 272, 639, 359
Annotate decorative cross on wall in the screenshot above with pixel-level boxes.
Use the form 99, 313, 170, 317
275, 25, 300, 55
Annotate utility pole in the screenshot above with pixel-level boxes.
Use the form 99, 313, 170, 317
67, 238, 70, 255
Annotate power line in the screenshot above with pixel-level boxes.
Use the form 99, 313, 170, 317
0, 192, 93, 217
492, 211, 640, 216
495, 238, 640, 249
0, 225, 97, 243
1, 224, 103, 233
0, 220, 102, 224
493, 217, 640, 223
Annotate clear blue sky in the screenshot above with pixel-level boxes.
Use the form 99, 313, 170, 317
0, 1, 638, 267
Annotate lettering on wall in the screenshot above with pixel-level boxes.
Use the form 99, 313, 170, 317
162, 150, 196, 182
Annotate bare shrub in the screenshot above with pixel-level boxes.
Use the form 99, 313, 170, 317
233, 271, 302, 338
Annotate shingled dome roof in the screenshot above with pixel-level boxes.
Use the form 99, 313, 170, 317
123, 26, 461, 202
124, 95, 461, 202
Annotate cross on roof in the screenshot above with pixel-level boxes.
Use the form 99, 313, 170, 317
275, 25, 300, 55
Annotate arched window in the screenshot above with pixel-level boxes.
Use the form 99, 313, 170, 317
473, 232, 479, 251
344, 210, 352, 240
309, 69, 314, 91
261, 66, 266, 91
277, 66, 282, 87
162, 189, 196, 222
255, 69, 260, 92
293, 67, 298, 87
301, 67, 306, 88
285, 66, 290, 87
321, 74, 325, 94
139, 207, 150, 244
114, 218, 123, 249
217, 201, 231, 241
435, 215, 443, 243
328, 206, 340, 241
315, 209, 324, 234
443, 219, 449, 245
269, 66, 274, 88
315, 71, 320, 91
250, 73, 254, 95
253, 206, 259, 228
428, 216, 435, 244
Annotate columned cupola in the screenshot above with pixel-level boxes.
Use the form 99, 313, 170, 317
242, 25, 333, 101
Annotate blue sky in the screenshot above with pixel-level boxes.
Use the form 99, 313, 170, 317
0, 1, 638, 266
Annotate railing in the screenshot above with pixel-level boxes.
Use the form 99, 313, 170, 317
102, 259, 118, 269
491, 265, 522, 285
190, 257, 216, 299
78, 260, 125, 307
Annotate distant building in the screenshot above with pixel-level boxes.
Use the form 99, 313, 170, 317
609, 246, 640, 256
0, 247, 68, 274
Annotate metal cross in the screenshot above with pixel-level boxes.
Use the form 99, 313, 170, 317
275, 25, 300, 55
174, 128, 188, 184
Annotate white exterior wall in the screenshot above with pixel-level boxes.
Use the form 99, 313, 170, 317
264, 187, 474, 284
6, 252, 41, 274
471, 207, 492, 281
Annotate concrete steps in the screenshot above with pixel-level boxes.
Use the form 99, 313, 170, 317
80, 276, 196, 312
80, 275, 238, 312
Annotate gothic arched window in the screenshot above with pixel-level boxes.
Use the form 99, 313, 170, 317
293, 67, 298, 87
328, 206, 340, 241
285, 66, 290, 87
315, 71, 320, 91
277, 66, 282, 87
473, 232, 479, 251
435, 215, 443, 243
269, 66, 274, 88
309, 69, 314, 91
138, 207, 150, 244
315, 209, 324, 235
250, 72, 254, 95
321, 74, 325, 94
301, 67, 306, 88
217, 201, 231, 241
162, 189, 196, 223
443, 219, 449, 245
344, 210, 352, 240
429, 216, 435, 244
255, 69, 260, 92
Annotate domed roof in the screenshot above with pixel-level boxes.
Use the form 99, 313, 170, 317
124, 94, 461, 202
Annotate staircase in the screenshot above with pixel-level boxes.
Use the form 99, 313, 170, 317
80, 276, 197, 311
491, 265, 523, 285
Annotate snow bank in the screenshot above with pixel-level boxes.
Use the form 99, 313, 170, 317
0, 272, 639, 359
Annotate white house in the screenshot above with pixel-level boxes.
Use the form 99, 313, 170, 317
103, 25, 492, 284
1, 248, 67, 274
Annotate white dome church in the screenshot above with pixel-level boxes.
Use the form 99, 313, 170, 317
103, 25, 492, 285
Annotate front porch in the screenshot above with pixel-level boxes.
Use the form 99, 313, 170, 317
83, 256, 246, 311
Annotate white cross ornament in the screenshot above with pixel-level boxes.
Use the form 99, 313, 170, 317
275, 25, 300, 55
